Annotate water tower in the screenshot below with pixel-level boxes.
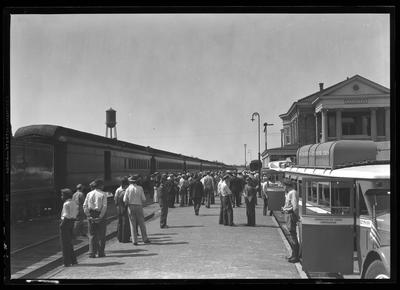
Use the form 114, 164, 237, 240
105, 108, 117, 139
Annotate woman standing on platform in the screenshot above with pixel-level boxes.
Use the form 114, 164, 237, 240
114, 176, 131, 243
243, 176, 257, 226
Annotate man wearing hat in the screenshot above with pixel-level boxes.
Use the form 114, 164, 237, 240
281, 179, 300, 263
83, 179, 108, 258
124, 175, 151, 245
158, 174, 170, 228
72, 184, 86, 237
220, 174, 234, 226
59, 188, 78, 266
201, 171, 214, 208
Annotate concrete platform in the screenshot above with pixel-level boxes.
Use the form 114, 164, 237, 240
38, 198, 305, 280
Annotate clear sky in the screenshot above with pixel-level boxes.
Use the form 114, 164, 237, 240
10, 13, 390, 165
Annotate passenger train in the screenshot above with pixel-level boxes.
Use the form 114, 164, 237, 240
9, 124, 235, 222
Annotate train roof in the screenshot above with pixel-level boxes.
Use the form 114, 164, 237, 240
13, 124, 228, 166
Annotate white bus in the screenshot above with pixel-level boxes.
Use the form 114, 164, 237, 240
276, 140, 390, 279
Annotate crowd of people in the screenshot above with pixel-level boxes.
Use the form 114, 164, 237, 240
58, 169, 300, 267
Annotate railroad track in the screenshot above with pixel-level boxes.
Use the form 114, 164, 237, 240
9, 201, 158, 280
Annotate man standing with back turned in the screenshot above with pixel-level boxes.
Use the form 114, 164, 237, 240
83, 179, 108, 258
281, 179, 300, 263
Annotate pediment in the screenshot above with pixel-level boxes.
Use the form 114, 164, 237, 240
321, 75, 389, 97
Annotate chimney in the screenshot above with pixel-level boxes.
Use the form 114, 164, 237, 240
319, 83, 324, 91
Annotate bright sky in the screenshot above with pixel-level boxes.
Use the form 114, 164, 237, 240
10, 13, 390, 165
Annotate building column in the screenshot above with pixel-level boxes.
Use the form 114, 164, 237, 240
370, 108, 377, 141
280, 129, 284, 147
321, 109, 328, 143
315, 113, 319, 143
385, 107, 390, 140
336, 109, 342, 140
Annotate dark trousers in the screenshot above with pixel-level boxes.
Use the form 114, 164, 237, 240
60, 218, 77, 266
204, 188, 213, 208
193, 197, 202, 215
117, 211, 131, 243
179, 188, 187, 206
219, 196, 224, 224
87, 210, 106, 257
231, 190, 241, 207
211, 191, 215, 204
245, 198, 256, 226
286, 213, 300, 258
222, 196, 234, 226
159, 197, 169, 228
262, 196, 268, 216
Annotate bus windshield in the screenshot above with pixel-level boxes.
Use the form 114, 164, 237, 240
364, 189, 390, 216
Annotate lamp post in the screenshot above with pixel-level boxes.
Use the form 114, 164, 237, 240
251, 112, 261, 197
263, 122, 274, 166
244, 144, 247, 169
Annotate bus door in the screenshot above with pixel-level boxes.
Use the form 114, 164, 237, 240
300, 177, 355, 274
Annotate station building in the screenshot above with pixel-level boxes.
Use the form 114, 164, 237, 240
261, 75, 390, 167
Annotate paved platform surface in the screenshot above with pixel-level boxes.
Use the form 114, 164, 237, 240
39, 198, 303, 280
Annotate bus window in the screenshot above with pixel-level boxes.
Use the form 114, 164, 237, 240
358, 184, 369, 216
331, 181, 351, 215
364, 189, 390, 216
307, 181, 318, 203
318, 182, 330, 207
304, 180, 330, 215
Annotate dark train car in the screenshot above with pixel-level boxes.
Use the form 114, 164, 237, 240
10, 138, 55, 221
151, 149, 185, 174
12, 125, 154, 220
11, 124, 232, 221
184, 157, 202, 173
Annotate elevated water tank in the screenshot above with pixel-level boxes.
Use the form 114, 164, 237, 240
106, 108, 116, 128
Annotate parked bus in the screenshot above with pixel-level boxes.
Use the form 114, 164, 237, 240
275, 140, 390, 279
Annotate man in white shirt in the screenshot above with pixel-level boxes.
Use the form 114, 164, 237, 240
83, 179, 108, 258
281, 179, 300, 263
202, 172, 215, 208
220, 174, 234, 226
60, 188, 78, 266
124, 175, 151, 245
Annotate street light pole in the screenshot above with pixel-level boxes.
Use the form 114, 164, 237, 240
251, 112, 261, 197
263, 122, 274, 165
244, 144, 247, 169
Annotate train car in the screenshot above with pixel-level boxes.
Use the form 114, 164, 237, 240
184, 157, 202, 173
11, 124, 230, 221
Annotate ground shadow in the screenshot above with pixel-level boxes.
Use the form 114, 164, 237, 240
75, 262, 124, 267
235, 223, 279, 229
148, 233, 178, 236
167, 225, 204, 228
199, 214, 220, 217
101, 253, 158, 258
107, 249, 147, 254
148, 241, 189, 246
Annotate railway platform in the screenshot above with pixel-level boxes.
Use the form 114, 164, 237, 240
12, 197, 306, 281
9, 198, 157, 279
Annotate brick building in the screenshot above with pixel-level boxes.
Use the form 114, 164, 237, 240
261, 75, 390, 167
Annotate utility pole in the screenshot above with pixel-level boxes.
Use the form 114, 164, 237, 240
244, 144, 247, 169
263, 122, 274, 165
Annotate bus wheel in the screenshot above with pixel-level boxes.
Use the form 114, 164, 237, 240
365, 260, 389, 279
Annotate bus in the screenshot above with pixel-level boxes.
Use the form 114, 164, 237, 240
275, 140, 390, 279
